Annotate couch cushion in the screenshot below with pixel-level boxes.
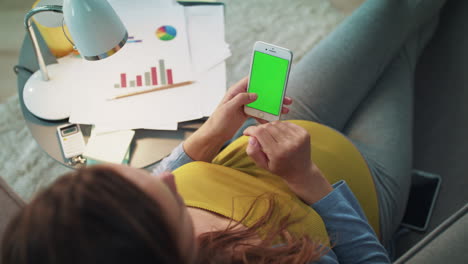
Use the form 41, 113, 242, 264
0, 176, 24, 252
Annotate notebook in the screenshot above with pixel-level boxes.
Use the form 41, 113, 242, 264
84, 129, 135, 165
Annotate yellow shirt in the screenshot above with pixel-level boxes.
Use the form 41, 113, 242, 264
174, 120, 379, 244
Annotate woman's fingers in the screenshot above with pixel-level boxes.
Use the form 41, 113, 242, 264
262, 122, 286, 142
227, 92, 257, 110
245, 137, 269, 169
244, 125, 277, 152
284, 122, 309, 140
255, 117, 269, 124
244, 121, 312, 179
244, 121, 298, 153
283, 96, 293, 105
269, 121, 300, 141
224, 77, 249, 102
262, 121, 298, 142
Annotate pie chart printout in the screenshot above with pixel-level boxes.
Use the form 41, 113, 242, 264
156, 25, 177, 41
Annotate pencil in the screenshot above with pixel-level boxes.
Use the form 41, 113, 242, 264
108, 81, 195, 100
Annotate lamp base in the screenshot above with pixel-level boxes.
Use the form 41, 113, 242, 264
23, 63, 73, 120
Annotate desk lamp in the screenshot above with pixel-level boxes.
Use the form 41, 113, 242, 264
23, 0, 128, 120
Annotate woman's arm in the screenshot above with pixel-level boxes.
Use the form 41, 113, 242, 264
312, 181, 390, 264
243, 122, 390, 263
147, 143, 194, 175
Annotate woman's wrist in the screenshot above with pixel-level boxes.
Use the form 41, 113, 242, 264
183, 122, 228, 162
286, 164, 333, 204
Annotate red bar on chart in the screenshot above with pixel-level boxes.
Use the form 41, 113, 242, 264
136, 75, 142, 87
151, 67, 158, 86
120, 73, 127, 88
166, 69, 173, 85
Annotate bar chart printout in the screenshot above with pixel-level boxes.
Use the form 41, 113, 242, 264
127, 36, 143, 43
115, 59, 174, 88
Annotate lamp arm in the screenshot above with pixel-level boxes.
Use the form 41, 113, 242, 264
24, 5, 63, 81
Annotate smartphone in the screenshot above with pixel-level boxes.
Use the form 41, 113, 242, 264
401, 169, 442, 232
244, 41, 293, 122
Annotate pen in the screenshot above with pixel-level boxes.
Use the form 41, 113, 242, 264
108, 80, 195, 100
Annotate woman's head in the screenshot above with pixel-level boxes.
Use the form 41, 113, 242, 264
1, 165, 197, 264
2, 164, 326, 264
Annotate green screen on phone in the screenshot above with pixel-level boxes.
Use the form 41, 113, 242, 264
247, 51, 289, 115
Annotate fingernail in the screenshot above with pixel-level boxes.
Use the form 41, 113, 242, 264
249, 137, 257, 146
249, 93, 258, 100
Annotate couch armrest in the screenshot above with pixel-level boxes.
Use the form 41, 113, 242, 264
394, 204, 468, 264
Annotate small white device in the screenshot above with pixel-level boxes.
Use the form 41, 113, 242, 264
244, 41, 293, 122
57, 123, 86, 159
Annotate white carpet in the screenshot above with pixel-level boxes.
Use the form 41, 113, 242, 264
0, 0, 345, 200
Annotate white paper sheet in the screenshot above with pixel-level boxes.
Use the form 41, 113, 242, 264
185, 5, 231, 73
196, 62, 227, 116
90, 121, 178, 133
185, 5, 230, 116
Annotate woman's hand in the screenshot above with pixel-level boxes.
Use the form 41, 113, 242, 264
243, 121, 333, 204
204, 77, 292, 142
184, 77, 292, 162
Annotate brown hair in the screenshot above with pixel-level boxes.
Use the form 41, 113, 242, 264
196, 194, 329, 264
2, 166, 328, 264
1, 166, 186, 264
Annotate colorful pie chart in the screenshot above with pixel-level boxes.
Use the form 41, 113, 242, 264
156, 25, 177, 41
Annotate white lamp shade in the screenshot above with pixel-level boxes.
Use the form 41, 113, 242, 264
63, 0, 127, 60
